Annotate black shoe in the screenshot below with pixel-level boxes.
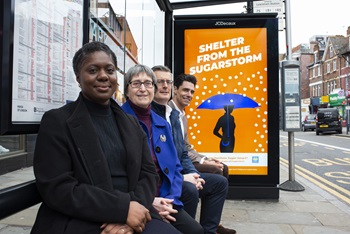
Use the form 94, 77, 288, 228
216, 224, 236, 234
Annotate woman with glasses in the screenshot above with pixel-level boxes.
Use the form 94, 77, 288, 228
122, 64, 203, 234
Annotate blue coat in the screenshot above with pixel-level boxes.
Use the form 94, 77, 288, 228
152, 101, 199, 175
122, 101, 184, 207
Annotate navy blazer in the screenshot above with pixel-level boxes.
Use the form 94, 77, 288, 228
122, 101, 184, 207
31, 94, 159, 234
152, 101, 199, 175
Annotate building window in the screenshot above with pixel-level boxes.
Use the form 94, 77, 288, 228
312, 86, 316, 97
313, 85, 321, 97
333, 59, 336, 71
327, 62, 330, 73
327, 83, 330, 94
314, 51, 318, 63
331, 82, 333, 93
330, 46, 333, 58
312, 67, 315, 77
334, 80, 336, 90
317, 65, 321, 76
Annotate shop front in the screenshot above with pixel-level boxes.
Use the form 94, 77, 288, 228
328, 92, 346, 128
328, 93, 346, 118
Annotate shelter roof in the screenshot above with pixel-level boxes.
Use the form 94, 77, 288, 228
156, 0, 259, 12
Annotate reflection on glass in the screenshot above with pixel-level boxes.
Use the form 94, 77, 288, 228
0, 135, 24, 156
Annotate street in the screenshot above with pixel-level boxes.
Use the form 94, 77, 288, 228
280, 129, 350, 206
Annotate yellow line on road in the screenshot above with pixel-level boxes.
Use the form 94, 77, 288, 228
280, 158, 350, 196
280, 158, 350, 205
332, 135, 350, 139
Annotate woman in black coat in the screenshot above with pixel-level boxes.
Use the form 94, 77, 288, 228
31, 42, 180, 234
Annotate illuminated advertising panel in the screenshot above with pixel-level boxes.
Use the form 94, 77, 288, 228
184, 27, 267, 175
174, 14, 279, 198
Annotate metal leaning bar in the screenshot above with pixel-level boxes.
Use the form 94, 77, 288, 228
0, 180, 42, 220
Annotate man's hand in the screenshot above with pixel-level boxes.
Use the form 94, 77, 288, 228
152, 197, 177, 222
209, 157, 220, 163
100, 223, 134, 234
203, 158, 224, 171
126, 201, 151, 233
183, 173, 205, 190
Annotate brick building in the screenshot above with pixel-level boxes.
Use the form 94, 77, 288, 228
288, 27, 350, 122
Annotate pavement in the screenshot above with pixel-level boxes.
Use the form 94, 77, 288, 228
334, 126, 350, 138
1, 131, 350, 233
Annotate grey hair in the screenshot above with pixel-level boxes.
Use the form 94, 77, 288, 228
151, 65, 172, 73
124, 64, 158, 98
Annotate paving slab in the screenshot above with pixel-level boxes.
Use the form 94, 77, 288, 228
291, 225, 350, 234
248, 210, 321, 225
286, 200, 344, 213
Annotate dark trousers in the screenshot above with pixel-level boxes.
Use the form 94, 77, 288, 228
143, 218, 181, 234
141, 208, 203, 234
181, 173, 228, 234
180, 181, 200, 218
170, 208, 203, 234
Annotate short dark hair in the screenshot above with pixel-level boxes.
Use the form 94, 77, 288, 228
151, 65, 172, 73
174, 74, 197, 89
72, 41, 117, 75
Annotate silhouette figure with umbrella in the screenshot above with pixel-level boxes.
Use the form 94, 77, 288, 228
213, 105, 236, 152
197, 93, 260, 153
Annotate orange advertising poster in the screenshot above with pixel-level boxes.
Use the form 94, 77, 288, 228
184, 28, 268, 175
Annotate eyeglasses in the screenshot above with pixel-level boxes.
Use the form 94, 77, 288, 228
129, 80, 154, 89
157, 79, 173, 85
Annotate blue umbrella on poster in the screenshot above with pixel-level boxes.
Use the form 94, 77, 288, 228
197, 93, 259, 110
197, 93, 260, 152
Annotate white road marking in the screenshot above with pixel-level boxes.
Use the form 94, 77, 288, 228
280, 135, 350, 152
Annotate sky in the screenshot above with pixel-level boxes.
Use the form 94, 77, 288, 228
174, 0, 350, 54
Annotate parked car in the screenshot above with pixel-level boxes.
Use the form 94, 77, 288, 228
315, 108, 342, 135
302, 114, 316, 131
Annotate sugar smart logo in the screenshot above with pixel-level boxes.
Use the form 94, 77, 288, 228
252, 156, 259, 163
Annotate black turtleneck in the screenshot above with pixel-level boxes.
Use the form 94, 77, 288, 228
83, 96, 128, 193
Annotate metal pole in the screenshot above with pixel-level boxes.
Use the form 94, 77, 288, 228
246, 1, 253, 13
287, 132, 295, 181
279, 0, 305, 192
164, 11, 173, 70
346, 74, 349, 134
285, 0, 292, 60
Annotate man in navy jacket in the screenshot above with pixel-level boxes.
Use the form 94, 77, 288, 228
151, 65, 234, 234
